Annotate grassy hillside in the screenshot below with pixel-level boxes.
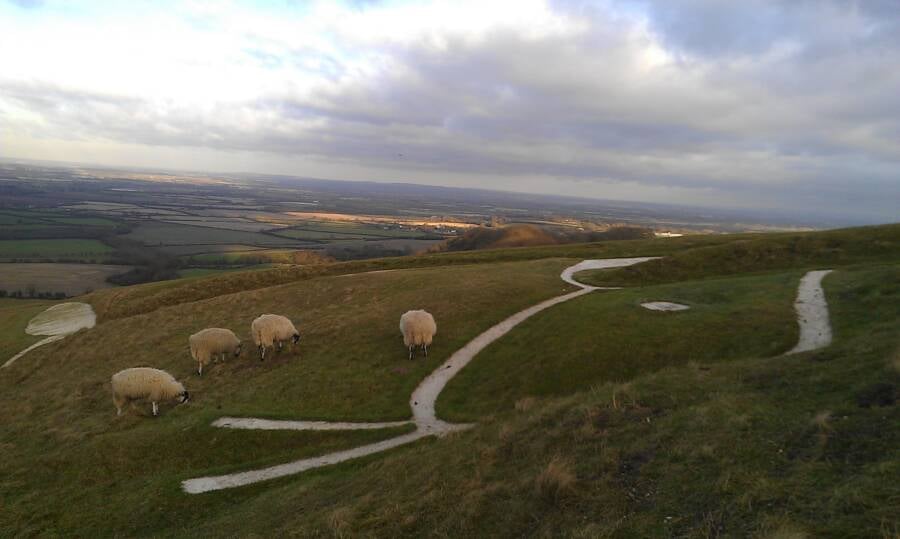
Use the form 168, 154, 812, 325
580, 223, 900, 287
440, 270, 802, 421
1, 225, 898, 537
83, 231, 749, 322
0, 298, 52, 361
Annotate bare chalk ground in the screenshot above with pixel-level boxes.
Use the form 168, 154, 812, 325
183, 257, 656, 493
641, 301, 690, 312
2, 302, 96, 369
786, 270, 834, 354
183, 261, 835, 493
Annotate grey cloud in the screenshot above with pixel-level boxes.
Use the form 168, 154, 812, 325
3, 0, 898, 223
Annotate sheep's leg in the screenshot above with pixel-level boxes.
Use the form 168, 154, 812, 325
198, 362, 203, 376
424, 344, 428, 357
152, 402, 159, 416
408, 345, 414, 360
259, 345, 265, 361
277, 340, 283, 352
116, 407, 122, 416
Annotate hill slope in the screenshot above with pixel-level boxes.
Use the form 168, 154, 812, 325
0, 224, 898, 536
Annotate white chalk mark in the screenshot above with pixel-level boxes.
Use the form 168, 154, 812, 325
641, 301, 690, 312
786, 270, 834, 354
2, 302, 95, 369
213, 417, 413, 431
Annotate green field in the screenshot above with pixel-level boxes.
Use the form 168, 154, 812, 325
0, 263, 130, 296
0, 225, 898, 536
0, 209, 118, 229
0, 239, 115, 260
439, 270, 801, 421
123, 222, 305, 248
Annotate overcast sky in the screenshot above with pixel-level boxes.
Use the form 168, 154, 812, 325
1, 0, 897, 223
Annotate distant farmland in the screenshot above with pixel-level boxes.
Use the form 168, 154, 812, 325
0, 239, 115, 261
0, 263, 130, 296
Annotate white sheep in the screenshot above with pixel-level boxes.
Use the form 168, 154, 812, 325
189, 328, 242, 376
251, 314, 301, 361
399, 309, 437, 360
111, 367, 189, 417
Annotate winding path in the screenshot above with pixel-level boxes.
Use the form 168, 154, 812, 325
182, 260, 834, 494
181, 257, 656, 493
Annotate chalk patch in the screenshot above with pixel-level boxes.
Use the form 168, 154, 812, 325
3, 302, 96, 369
641, 301, 690, 312
786, 270, 834, 354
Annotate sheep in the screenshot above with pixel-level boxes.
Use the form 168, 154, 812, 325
188, 328, 242, 376
111, 367, 189, 417
251, 314, 301, 361
399, 309, 436, 360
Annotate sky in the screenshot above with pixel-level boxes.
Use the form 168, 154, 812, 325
1, 0, 898, 224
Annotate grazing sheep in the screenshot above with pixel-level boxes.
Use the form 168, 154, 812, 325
111, 367, 189, 417
189, 328, 242, 376
251, 314, 301, 361
400, 310, 437, 360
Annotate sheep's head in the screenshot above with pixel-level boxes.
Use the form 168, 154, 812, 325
179, 390, 190, 404
292, 332, 301, 344
234, 342, 243, 357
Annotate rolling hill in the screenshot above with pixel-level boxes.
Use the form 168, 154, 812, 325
0, 224, 898, 537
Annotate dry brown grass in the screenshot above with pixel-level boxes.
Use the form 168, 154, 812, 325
514, 396, 537, 412
535, 455, 577, 502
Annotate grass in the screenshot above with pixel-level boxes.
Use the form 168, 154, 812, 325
0, 239, 115, 260
87, 224, 900, 323
1, 225, 898, 536
123, 221, 303, 248
580, 223, 900, 287
0, 297, 53, 362
157, 263, 898, 537
83, 230, 752, 322
176, 265, 277, 279
439, 270, 801, 421
0, 258, 579, 536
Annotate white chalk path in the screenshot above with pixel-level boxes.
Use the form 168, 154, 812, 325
786, 270, 834, 354
2, 302, 96, 369
182, 257, 657, 493
182, 261, 835, 493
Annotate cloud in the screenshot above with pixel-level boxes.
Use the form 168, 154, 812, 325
0, 0, 897, 223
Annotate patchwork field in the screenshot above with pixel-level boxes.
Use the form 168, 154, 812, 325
122, 222, 305, 249
0, 263, 131, 296
0, 239, 115, 261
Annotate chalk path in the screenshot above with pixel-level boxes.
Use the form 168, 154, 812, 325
2, 302, 96, 369
182, 257, 657, 493
786, 270, 834, 354
182, 261, 835, 494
